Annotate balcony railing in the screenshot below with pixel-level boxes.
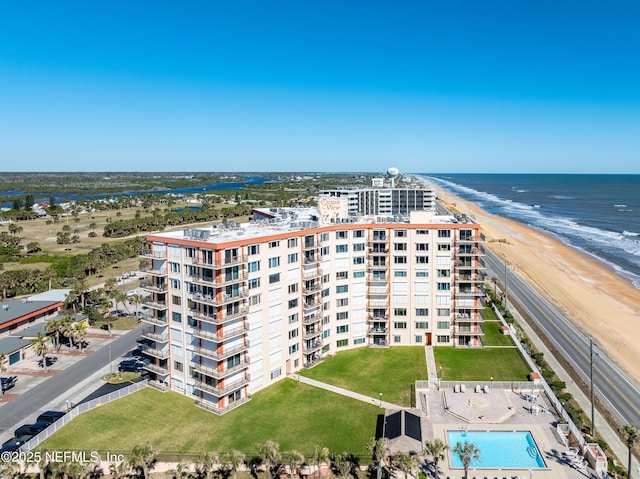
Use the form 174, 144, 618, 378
141, 327, 169, 343
142, 347, 170, 359
303, 341, 323, 353
192, 359, 249, 379
193, 376, 249, 397
192, 343, 248, 361
303, 314, 321, 325
190, 307, 249, 325
304, 356, 324, 368
195, 395, 251, 415
192, 325, 248, 342
303, 270, 321, 280
190, 291, 248, 307
142, 298, 168, 310
367, 327, 388, 335
198, 255, 247, 268
140, 249, 166, 259
140, 316, 168, 327
303, 328, 322, 340
143, 362, 169, 376
190, 273, 247, 288
303, 301, 320, 312
139, 280, 167, 293
456, 288, 484, 296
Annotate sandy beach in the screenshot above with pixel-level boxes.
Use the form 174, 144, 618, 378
423, 180, 640, 385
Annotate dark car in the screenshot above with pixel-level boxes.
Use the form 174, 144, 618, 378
14, 422, 49, 437
118, 359, 145, 372
1, 376, 18, 392
36, 411, 66, 425
2, 435, 32, 449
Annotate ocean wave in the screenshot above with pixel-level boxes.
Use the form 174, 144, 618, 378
614, 204, 627, 208
624, 230, 640, 237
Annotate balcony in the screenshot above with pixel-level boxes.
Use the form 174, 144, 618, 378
303, 301, 320, 313
140, 249, 166, 260
303, 314, 321, 325
455, 261, 485, 270
303, 283, 321, 293
190, 307, 249, 325
139, 280, 167, 293
304, 341, 323, 354
304, 355, 324, 368
367, 327, 388, 335
193, 376, 249, 396
455, 273, 482, 282
303, 270, 321, 281
143, 268, 167, 277
192, 343, 248, 361
195, 395, 251, 415
142, 298, 168, 310
367, 262, 389, 270
192, 359, 249, 379
190, 291, 248, 307
456, 288, 484, 296
303, 256, 319, 265
191, 272, 247, 288
302, 242, 318, 251
140, 316, 168, 327
141, 327, 169, 343
303, 328, 322, 340
142, 347, 170, 359
368, 248, 389, 254
143, 362, 169, 376
454, 325, 485, 335
192, 325, 248, 342
198, 255, 247, 268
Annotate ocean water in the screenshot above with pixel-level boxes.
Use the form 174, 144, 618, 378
420, 174, 640, 289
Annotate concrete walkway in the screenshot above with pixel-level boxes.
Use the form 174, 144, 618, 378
424, 346, 437, 386
291, 374, 404, 410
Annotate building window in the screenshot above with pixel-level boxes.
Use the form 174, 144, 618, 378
269, 257, 280, 268
437, 335, 450, 343
394, 243, 407, 251
336, 231, 348, 239
415, 256, 429, 264
354, 337, 366, 345
353, 230, 365, 238
288, 238, 298, 248
415, 321, 429, 329
289, 313, 299, 324
172, 295, 181, 306
320, 246, 330, 256
353, 256, 365, 264
336, 244, 348, 253
289, 328, 299, 339
437, 308, 451, 316
437, 282, 451, 291
321, 288, 330, 298
174, 361, 183, 372
336, 271, 349, 280
394, 270, 407, 277
336, 311, 349, 320
249, 294, 261, 305
269, 241, 280, 248
395, 229, 407, 237
353, 243, 365, 251
320, 232, 329, 242
438, 230, 451, 238
416, 229, 429, 235
393, 335, 401, 343
270, 368, 282, 380
415, 335, 423, 343
353, 270, 365, 278
248, 278, 261, 290
336, 339, 348, 347
437, 321, 450, 329
288, 283, 298, 294
394, 256, 407, 264
437, 269, 451, 277
394, 308, 407, 316
393, 322, 407, 329
336, 325, 349, 334
248, 244, 260, 255
172, 312, 182, 323
437, 243, 451, 251
289, 343, 299, 354
288, 298, 299, 309
170, 278, 181, 289
336, 298, 349, 307
248, 261, 260, 272
416, 270, 428, 277
187, 316, 197, 327
287, 253, 298, 264
170, 262, 181, 273
269, 273, 280, 284
416, 243, 429, 251
323, 330, 330, 339
415, 308, 429, 316
336, 285, 349, 294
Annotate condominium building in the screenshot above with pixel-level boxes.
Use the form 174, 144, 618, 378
139, 199, 483, 415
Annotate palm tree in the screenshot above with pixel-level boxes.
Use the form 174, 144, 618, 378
453, 441, 480, 479
282, 450, 305, 479
170, 463, 191, 479
109, 461, 130, 479
45, 319, 62, 351
392, 452, 417, 479
129, 441, 159, 479
256, 440, 280, 479
31, 333, 50, 372
365, 437, 389, 479
0, 353, 7, 398
423, 438, 449, 479
622, 424, 639, 479
220, 450, 246, 479
129, 293, 143, 317
311, 445, 330, 479
194, 452, 216, 479
331, 453, 353, 478
73, 322, 87, 353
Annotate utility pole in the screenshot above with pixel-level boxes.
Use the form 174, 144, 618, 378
590, 337, 595, 438
504, 260, 508, 310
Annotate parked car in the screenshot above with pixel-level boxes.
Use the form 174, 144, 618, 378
2, 435, 32, 448
36, 411, 66, 425
118, 359, 145, 373
1, 376, 18, 392
14, 422, 49, 437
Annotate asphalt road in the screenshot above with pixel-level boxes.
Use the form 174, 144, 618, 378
0, 325, 143, 436
483, 247, 640, 428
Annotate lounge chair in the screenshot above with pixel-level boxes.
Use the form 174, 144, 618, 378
461, 384, 466, 393
475, 384, 481, 393
454, 384, 460, 393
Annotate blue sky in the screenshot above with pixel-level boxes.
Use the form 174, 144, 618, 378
1, 1, 639, 173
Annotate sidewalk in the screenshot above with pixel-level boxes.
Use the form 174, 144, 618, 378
291, 374, 405, 410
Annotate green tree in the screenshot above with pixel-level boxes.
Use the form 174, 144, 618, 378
423, 438, 449, 479
220, 450, 246, 479
392, 452, 417, 479
365, 437, 389, 479
453, 441, 481, 479
0, 353, 7, 397
31, 333, 50, 372
45, 319, 63, 351
194, 452, 216, 479
282, 450, 305, 479
622, 424, 639, 479
311, 445, 330, 479
129, 441, 159, 479
256, 440, 281, 479
331, 452, 354, 478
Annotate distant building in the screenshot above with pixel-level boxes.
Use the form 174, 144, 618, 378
138, 180, 484, 415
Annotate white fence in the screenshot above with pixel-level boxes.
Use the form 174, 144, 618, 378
21, 379, 148, 452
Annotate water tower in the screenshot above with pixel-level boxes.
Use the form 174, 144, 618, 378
387, 167, 400, 188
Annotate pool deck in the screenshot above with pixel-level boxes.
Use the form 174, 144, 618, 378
421, 387, 597, 479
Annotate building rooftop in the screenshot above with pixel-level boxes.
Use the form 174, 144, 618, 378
0, 300, 62, 328
0, 336, 31, 355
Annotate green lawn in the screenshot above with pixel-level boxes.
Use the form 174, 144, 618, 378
482, 320, 514, 346
39, 379, 380, 457
299, 346, 427, 406
434, 347, 530, 381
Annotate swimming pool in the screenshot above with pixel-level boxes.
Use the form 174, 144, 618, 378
447, 430, 546, 469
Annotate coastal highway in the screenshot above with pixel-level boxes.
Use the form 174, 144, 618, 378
483, 247, 640, 429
